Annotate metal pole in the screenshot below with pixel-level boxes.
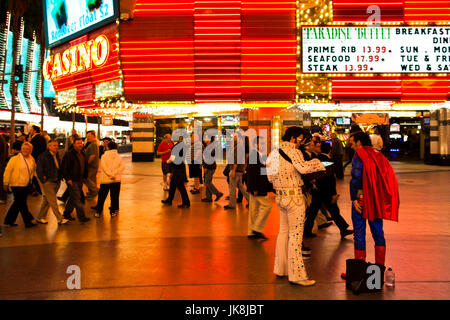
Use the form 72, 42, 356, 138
98, 116, 101, 140
40, 22, 45, 131
72, 112, 75, 130
9, 15, 18, 148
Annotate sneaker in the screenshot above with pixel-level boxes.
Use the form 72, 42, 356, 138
252, 231, 268, 240
178, 204, 190, 208
36, 218, 48, 224
302, 253, 311, 260
161, 199, 172, 205
302, 245, 311, 259
201, 198, 212, 202
302, 245, 311, 254
4, 223, 18, 227
79, 217, 90, 223
58, 219, 70, 225
215, 192, 224, 202
94, 212, 101, 218
341, 229, 354, 238
110, 211, 118, 217
223, 205, 235, 210
190, 188, 200, 194
64, 216, 76, 221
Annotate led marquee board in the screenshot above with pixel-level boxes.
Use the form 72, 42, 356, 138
43, 0, 119, 48
302, 26, 450, 74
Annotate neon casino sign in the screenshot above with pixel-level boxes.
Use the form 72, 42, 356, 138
43, 34, 110, 81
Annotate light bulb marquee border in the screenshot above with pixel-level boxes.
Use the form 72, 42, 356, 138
295, 1, 449, 104
299, 24, 450, 77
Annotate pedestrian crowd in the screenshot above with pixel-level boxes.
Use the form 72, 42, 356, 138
157, 125, 398, 287
0, 126, 124, 236
1, 124, 398, 289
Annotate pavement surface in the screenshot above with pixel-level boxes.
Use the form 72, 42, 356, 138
0, 155, 449, 300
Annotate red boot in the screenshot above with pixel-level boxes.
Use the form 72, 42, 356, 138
355, 249, 366, 261
342, 249, 366, 280
375, 246, 386, 266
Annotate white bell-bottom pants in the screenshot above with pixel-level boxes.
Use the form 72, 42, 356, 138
273, 194, 308, 281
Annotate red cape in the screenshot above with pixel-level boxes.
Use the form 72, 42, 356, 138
356, 146, 399, 222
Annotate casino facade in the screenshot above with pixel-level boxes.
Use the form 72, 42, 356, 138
40, 0, 450, 163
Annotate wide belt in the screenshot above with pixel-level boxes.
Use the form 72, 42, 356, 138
275, 188, 303, 196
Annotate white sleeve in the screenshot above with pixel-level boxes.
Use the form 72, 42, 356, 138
288, 149, 325, 174
265, 151, 278, 183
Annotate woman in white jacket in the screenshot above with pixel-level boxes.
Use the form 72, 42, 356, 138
3, 142, 38, 227
91, 141, 124, 218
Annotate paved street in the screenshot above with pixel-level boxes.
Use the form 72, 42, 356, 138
0, 155, 449, 300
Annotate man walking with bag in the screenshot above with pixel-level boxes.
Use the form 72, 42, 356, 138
61, 138, 90, 223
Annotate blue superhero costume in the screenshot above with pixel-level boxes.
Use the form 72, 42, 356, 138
350, 153, 386, 264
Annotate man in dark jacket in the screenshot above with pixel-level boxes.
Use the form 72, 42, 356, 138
61, 138, 90, 222
331, 132, 344, 179
161, 137, 190, 208
36, 140, 69, 225
305, 141, 353, 238
246, 136, 273, 240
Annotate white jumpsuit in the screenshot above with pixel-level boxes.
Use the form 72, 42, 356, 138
266, 142, 324, 282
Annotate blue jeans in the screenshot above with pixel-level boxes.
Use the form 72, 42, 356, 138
352, 203, 385, 251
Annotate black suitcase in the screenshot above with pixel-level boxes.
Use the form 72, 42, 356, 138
345, 259, 386, 295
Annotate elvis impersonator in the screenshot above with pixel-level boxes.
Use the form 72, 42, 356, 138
266, 127, 326, 286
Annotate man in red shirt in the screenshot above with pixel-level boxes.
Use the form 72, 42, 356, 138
157, 134, 174, 191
